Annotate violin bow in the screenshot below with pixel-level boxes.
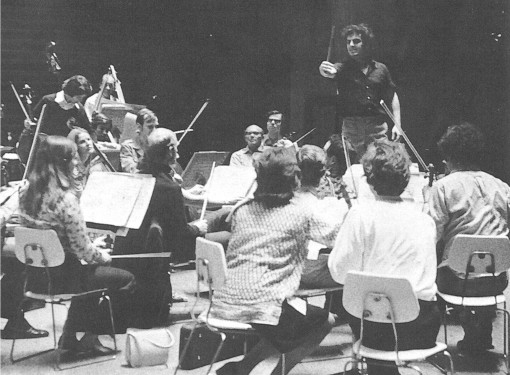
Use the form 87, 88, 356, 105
380, 100, 429, 172
10, 82, 31, 121
22, 104, 47, 179
293, 128, 316, 146
178, 99, 210, 145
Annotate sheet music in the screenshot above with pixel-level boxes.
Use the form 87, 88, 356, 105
181, 151, 230, 188
81, 172, 155, 228
207, 166, 256, 204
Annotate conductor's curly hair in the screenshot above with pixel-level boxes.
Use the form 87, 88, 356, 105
438, 122, 485, 167
361, 139, 411, 196
341, 23, 374, 46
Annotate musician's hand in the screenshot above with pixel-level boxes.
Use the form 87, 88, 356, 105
391, 125, 402, 141
274, 139, 294, 148
98, 249, 112, 265
191, 219, 208, 235
93, 236, 113, 250
319, 61, 338, 78
24, 119, 36, 130
187, 184, 205, 195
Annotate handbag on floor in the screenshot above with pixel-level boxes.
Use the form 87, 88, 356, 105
125, 327, 175, 367
178, 322, 260, 370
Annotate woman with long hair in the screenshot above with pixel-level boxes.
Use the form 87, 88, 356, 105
19, 135, 134, 355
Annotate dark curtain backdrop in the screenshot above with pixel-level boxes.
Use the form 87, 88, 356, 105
2, 0, 508, 180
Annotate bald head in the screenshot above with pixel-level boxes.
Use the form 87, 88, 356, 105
146, 128, 178, 164
244, 124, 264, 151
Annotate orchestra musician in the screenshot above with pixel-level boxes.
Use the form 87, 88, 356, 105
319, 24, 401, 162
298, 145, 348, 290
27, 75, 93, 137
67, 128, 110, 197
318, 134, 348, 199
18, 75, 93, 164
328, 140, 439, 375
426, 123, 510, 354
229, 124, 266, 167
262, 110, 285, 147
114, 128, 208, 328
119, 108, 158, 173
90, 112, 120, 143
18, 136, 134, 355
209, 147, 338, 375
84, 74, 118, 121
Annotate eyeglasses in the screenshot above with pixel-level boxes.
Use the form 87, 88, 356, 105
268, 119, 282, 124
167, 143, 178, 151
245, 131, 262, 136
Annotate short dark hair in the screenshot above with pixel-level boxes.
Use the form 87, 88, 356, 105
254, 147, 299, 207
91, 112, 113, 131
361, 139, 411, 196
341, 23, 374, 50
62, 75, 92, 97
136, 108, 158, 127
297, 145, 326, 188
325, 133, 344, 160
266, 110, 283, 121
437, 122, 485, 168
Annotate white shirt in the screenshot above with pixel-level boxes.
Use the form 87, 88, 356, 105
328, 197, 438, 301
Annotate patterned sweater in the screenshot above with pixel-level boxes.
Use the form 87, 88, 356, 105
19, 184, 108, 264
210, 194, 341, 325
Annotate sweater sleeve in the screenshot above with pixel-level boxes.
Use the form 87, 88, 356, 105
58, 192, 108, 264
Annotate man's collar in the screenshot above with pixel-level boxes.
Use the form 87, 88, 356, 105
242, 144, 265, 154
55, 91, 75, 110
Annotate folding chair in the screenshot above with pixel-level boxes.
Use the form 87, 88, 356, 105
343, 270, 454, 375
174, 237, 287, 375
437, 234, 510, 372
11, 227, 117, 370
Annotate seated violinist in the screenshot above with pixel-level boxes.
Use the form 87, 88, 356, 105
328, 140, 439, 375
114, 128, 208, 327
90, 112, 120, 144
298, 145, 349, 290
67, 128, 110, 197
230, 125, 266, 168
18, 135, 134, 354
426, 123, 510, 354
120, 108, 158, 173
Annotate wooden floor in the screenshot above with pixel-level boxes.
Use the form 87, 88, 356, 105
1, 269, 509, 375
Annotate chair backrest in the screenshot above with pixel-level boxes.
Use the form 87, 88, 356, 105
447, 234, 510, 275
14, 227, 65, 268
195, 237, 227, 290
343, 271, 420, 324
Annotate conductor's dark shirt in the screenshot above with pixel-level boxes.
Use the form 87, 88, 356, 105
334, 59, 396, 118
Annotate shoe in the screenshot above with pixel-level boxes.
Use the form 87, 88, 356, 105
58, 335, 88, 353
1, 318, 49, 339
457, 339, 494, 355
79, 333, 115, 356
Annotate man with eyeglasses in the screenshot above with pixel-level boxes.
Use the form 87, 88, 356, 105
230, 124, 265, 167
319, 23, 402, 162
262, 110, 284, 147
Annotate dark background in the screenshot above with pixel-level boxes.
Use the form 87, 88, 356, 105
2, 0, 509, 181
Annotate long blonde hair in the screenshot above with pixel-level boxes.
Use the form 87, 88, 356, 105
21, 136, 76, 216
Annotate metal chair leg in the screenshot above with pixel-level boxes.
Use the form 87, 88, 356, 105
281, 353, 286, 375
206, 331, 227, 375
443, 350, 455, 375
174, 322, 199, 375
